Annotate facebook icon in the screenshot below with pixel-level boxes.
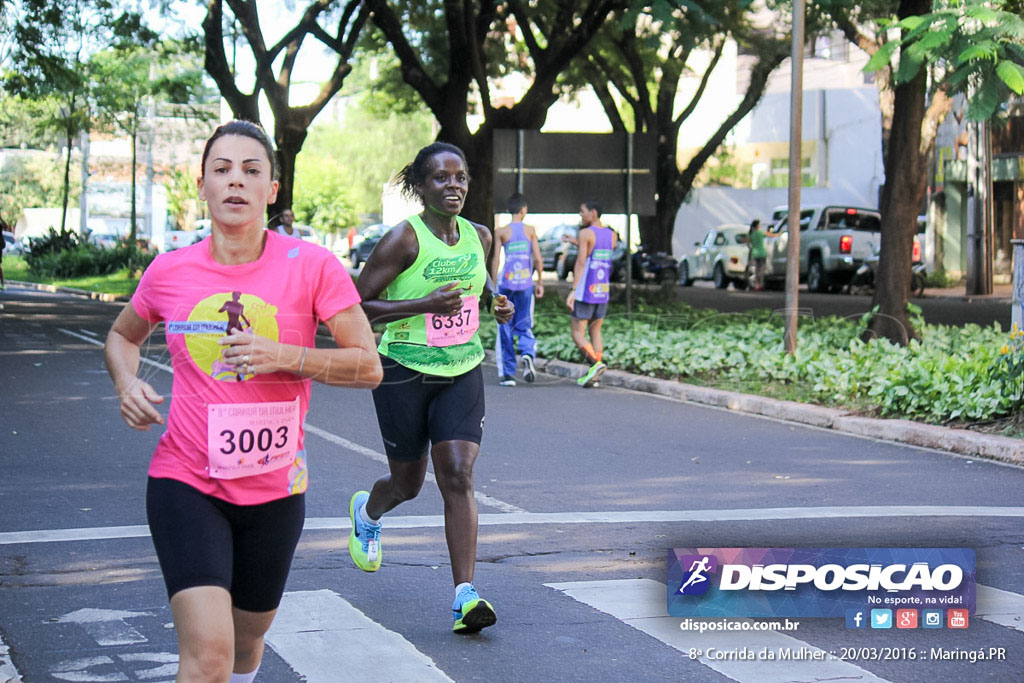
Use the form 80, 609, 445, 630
846, 609, 866, 629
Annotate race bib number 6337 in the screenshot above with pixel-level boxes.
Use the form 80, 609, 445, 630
425, 294, 479, 347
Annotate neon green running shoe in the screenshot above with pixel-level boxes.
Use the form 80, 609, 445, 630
576, 361, 606, 387
452, 585, 497, 634
348, 490, 381, 572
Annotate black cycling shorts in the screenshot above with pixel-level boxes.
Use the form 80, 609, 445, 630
146, 477, 305, 613
371, 355, 485, 462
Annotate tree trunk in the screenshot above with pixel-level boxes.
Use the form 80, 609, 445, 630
639, 132, 685, 253
60, 119, 73, 235
866, 0, 929, 345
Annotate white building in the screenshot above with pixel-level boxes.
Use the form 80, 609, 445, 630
671, 33, 885, 254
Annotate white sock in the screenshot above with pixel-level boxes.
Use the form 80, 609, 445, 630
359, 502, 380, 525
454, 582, 473, 599
229, 664, 260, 683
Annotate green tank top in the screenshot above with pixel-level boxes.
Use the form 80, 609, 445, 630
378, 214, 487, 376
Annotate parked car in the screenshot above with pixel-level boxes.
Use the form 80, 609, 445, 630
538, 223, 632, 281
3, 232, 27, 256
350, 223, 390, 267
538, 223, 579, 272
763, 205, 882, 293
679, 225, 750, 289
278, 223, 320, 243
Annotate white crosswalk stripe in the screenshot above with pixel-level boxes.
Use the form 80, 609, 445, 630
266, 590, 451, 682
977, 584, 1024, 633
547, 578, 891, 683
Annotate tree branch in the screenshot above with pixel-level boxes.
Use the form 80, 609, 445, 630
673, 40, 722, 131
676, 40, 787, 196
366, 0, 444, 115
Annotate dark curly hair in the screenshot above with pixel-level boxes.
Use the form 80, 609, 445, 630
393, 142, 468, 202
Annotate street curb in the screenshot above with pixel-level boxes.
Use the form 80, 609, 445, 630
486, 350, 1024, 467
7, 280, 129, 303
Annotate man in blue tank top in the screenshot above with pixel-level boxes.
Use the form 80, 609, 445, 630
489, 193, 544, 386
565, 200, 615, 387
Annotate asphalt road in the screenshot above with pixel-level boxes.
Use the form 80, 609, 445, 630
543, 275, 1012, 329
2, 285, 1023, 682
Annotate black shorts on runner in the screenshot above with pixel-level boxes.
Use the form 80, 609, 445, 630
371, 355, 485, 462
146, 477, 305, 613
571, 301, 608, 321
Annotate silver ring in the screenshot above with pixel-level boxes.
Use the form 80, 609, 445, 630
242, 354, 249, 364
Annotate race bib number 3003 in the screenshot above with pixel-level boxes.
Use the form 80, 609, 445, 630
425, 294, 479, 347
207, 397, 300, 479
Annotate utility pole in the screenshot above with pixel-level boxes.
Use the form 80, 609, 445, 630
785, 0, 805, 354
79, 130, 89, 236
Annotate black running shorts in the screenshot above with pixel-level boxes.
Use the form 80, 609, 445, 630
371, 355, 485, 462
146, 477, 305, 613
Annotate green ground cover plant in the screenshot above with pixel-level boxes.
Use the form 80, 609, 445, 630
480, 291, 1018, 428
5, 255, 143, 296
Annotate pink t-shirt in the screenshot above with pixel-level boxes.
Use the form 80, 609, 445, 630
131, 230, 360, 504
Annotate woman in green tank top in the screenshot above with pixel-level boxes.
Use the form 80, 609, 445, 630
346, 142, 514, 634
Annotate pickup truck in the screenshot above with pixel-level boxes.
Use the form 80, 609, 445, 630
764, 205, 883, 293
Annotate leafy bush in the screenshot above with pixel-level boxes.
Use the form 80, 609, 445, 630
480, 292, 1017, 425
24, 228, 155, 278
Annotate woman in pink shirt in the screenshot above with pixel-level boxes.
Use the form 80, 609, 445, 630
104, 121, 382, 682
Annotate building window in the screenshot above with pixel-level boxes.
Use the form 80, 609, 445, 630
764, 157, 816, 188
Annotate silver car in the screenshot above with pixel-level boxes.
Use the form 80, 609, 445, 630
679, 225, 750, 289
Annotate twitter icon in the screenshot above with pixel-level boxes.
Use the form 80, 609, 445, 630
871, 609, 892, 629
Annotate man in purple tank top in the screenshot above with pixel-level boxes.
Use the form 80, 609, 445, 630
565, 199, 616, 387
489, 193, 544, 386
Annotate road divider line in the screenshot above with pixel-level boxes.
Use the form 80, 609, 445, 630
304, 424, 525, 513
58, 328, 172, 373
267, 589, 451, 682
546, 578, 890, 683
6, 506, 1024, 545
55, 328, 525, 514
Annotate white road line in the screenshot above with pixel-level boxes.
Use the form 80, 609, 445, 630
546, 578, 889, 683
0, 631, 23, 683
304, 424, 525, 513
266, 589, 451, 682
58, 328, 172, 373
56, 327, 526, 514
5, 506, 1024, 545
977, 585, 1024, 633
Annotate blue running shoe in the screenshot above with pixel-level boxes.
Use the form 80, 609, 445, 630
452, 584, 496, 634
348, 491, 381, 572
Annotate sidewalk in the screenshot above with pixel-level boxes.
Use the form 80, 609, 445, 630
925, 282, 1013, 303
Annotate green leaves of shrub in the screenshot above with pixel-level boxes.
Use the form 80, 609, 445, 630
480, 295, 1015, 425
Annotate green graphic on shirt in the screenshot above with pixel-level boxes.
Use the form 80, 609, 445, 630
422, 253, 479, 282
180, 292, 279, 382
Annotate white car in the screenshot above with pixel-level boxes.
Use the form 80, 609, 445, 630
679, 225, 750, 289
